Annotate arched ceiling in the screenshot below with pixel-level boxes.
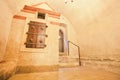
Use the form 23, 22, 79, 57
3, 0, 119, 40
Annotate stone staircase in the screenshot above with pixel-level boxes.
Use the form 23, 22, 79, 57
59, 53, 80, 67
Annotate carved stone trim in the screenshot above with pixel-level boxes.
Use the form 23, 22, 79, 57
13, 15, 26, 20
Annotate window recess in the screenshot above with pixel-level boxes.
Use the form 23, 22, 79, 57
37, 12, 45, 19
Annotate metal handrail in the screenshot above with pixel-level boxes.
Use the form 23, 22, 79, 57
68, 41, 81, 66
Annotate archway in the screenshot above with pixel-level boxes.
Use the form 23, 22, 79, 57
59, 30, 64, 52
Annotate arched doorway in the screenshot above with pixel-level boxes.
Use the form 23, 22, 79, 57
59, 30, 64, 52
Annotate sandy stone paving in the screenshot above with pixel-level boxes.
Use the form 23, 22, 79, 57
9, 67, 120, 80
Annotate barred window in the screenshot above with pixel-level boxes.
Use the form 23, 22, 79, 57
37, 12, 45, 19
25, 21, 47, 48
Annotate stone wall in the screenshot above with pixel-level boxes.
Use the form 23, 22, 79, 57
78, 0, 120, 73
2, 3, 78, 73
0, 0, 13, 61
0, 61, 16, 80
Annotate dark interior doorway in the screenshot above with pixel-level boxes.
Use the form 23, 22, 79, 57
59, 30, 64, 52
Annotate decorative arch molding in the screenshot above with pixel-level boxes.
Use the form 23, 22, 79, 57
59, 23, 68, 54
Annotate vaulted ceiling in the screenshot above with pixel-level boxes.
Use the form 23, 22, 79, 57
3, 0, 119, 44
4, 0, 117, 27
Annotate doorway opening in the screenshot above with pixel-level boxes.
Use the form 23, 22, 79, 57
59, 29, 64, 52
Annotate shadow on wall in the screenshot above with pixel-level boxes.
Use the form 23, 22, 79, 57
0, 60, 17, 80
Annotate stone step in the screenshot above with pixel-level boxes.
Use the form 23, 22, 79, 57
59, 55, 79, 59
59, 62, 79, 67
59, 53, 68, 56
59, 55, 79, 62
59, 57, 79, 63
59, 55, 80, 67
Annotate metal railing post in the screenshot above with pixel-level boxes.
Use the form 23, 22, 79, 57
68, 41, 70, 56
68, 41, 81, 66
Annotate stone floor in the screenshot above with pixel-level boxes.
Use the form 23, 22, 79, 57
59, 67, 120, 80
8, 66, 120, 80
